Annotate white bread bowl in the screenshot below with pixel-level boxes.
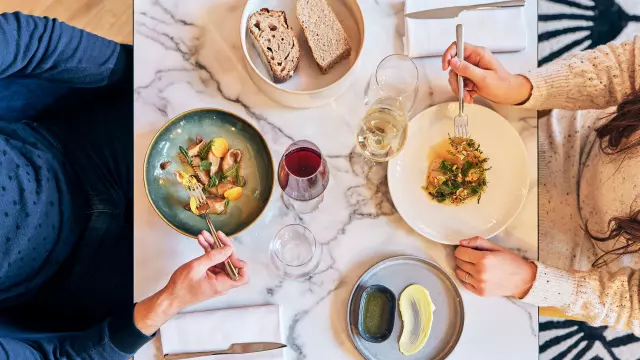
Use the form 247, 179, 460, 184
240, 0, 365, 108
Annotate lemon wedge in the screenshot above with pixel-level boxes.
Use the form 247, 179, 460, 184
398, 284, 435, 356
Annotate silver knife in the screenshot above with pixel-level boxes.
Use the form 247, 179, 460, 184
405, 0, 525, 20
164, 342, 286, 360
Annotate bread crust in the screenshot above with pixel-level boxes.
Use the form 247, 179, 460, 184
318, 43, 351, 74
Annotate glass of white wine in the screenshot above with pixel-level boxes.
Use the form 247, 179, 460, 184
359, 54, 418, 162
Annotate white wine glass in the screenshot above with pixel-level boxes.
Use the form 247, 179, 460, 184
359, 54, 418, 162
364, 54, 418, 115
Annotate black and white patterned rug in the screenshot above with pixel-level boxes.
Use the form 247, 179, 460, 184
539, 0, 640, 66
539, 319, 640, 359
538, 1, 640, 359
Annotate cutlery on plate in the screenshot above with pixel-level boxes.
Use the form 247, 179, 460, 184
164, 342, 287, 360
405, 0, 525, 20
183, 177, 239, 281
454, 24, 469, 139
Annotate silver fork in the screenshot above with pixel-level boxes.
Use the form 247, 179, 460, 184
185, 179, 240, 281
454, 24, 469, 139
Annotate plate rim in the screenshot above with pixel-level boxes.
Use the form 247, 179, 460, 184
346, 255, 465, 360
388, 102, 530, 245
143, 107, 276, 238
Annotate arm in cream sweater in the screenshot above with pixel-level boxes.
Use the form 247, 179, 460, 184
521, 36, 639, 110
521, 263, 640, 335
517, 37, 640, 335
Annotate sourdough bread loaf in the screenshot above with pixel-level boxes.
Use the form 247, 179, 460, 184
247, 8, 300, 83
296, 0, 351, 74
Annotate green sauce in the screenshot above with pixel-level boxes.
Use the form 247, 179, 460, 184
362, 291, 391, 336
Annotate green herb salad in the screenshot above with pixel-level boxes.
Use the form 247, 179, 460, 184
423, 137, 491, 205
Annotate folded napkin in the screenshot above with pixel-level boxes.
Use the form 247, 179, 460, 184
160, 305, 283, 360
404, 0, 527, 58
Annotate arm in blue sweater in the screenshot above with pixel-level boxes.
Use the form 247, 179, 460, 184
0, 12, 123, 86
0, 12, 127, 121
0, 308, 150, 360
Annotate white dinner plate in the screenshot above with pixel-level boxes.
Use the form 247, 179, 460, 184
388, 102, 529, 245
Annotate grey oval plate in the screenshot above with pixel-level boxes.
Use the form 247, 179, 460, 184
347, 256, 464, 360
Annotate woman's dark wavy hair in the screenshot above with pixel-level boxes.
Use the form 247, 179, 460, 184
586, 91, 640, 268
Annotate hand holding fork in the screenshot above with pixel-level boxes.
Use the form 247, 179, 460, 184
185, 177, 239, 281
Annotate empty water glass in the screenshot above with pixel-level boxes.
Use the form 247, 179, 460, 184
270, 224, 322, 279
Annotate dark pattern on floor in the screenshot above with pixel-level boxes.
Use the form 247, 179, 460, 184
538, 0, 640, 66
540, 318, 640, 359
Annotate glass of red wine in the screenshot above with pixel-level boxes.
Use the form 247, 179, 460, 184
278, 140, 330, 214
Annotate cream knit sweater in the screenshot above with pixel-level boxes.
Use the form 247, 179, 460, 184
519, 36, 640, 335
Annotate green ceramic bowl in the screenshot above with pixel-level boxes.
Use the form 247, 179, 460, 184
144, 108, 274, 237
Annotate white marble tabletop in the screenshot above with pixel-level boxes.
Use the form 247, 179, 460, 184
133, 0, 539, 359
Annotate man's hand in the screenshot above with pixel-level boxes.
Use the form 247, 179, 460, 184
441, 42, 533, 105
133, 231, 249, 335
454, 237, 537, 299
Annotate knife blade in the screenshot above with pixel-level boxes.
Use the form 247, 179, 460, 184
405, 0, 525, 20
164, 342, 286, 360
226, 342, 286, 354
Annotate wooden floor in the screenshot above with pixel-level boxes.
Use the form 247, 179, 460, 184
1, 0, 132, 44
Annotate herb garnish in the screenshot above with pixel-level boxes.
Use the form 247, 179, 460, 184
222, 163, 239, 180
179, 146, 192, 165
199, 160, 212, 171
198, 140, 213, 160
424, 137, 490, 205
203, 171, 221, 191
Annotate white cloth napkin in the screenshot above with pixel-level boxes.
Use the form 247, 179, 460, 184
403, 0, 527, 58
160, 305, 283, 360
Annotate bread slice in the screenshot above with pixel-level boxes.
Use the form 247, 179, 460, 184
296, 0, 351, 74
247, 8, 300, 83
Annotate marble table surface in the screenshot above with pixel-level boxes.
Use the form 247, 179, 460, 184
133, 0, 539, 359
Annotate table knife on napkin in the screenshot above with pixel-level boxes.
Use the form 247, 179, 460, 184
164, 342, 286, 360
405, 0, 525, 19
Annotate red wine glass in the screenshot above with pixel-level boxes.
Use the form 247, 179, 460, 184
278, 140, 330, 214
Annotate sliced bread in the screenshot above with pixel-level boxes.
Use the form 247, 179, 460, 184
296, 0, 351, 74
247, 8, 300, 83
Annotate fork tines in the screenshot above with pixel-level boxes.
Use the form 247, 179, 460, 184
185, 179, 207, 206
455, 125, 469, 138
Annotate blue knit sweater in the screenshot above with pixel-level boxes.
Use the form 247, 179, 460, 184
0, 12, 151, 359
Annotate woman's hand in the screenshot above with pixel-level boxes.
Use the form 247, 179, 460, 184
134, 231, 249, 335
441, 42, 533, 105
454, 236, 536, 298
